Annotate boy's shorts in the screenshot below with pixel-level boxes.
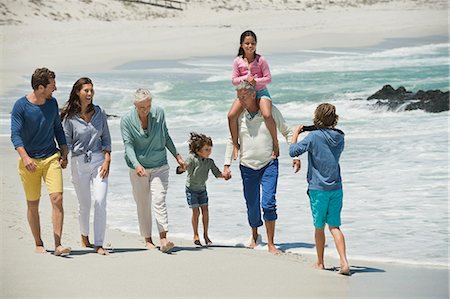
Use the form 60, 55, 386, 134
185, 187, 208, 208
307, 189, 343, 228
18, 152, 63, 201
256, 88, 271, 101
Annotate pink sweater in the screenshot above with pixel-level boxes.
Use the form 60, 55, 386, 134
232, 54, 272, 91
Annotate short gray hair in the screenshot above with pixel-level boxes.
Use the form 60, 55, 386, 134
235, 81, 256, 93
134, 88, 152, 103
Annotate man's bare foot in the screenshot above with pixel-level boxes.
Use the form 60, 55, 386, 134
81, 235, 94, 248
35, 245, 47, 254
314, 262, 325, 270
95, 246, 110, 255
233, 144, 240, 160
54, 245, 71, 257
248, 234, 260, 249
268, 244, 281, 254
204, 236, 212, 246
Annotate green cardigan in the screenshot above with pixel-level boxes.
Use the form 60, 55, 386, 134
120, 106, 178, 169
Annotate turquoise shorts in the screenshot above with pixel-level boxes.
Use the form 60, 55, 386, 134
307, 189, 343, 228
256, 88, 271, 101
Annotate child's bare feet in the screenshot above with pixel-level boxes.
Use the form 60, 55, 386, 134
233, 144, 240, 160
314, 262, 325, 270
81, 235, 94, 248
35, 245, 47, 254
95, 246, 109, 255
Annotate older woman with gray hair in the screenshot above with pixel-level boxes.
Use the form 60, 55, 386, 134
120, 88, 185, 253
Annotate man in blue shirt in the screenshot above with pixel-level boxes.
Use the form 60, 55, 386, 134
10, 67, 71, 256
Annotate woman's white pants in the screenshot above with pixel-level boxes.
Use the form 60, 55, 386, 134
71, 152, 108, 246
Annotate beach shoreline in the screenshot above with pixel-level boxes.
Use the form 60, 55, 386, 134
1, 1, 448, 96
1, 136, 448, 298
1, 1, 449, 297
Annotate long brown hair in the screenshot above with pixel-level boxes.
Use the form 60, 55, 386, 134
237, 30, 258, 58
61, 77, 94, 120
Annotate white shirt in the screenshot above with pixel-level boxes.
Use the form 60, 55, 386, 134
224, 105, 293, 170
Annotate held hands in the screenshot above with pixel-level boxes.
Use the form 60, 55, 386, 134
59, 155, 68, 169
176, 154, 186, 170
59, 145, 69, 169
222, 165, 232, 181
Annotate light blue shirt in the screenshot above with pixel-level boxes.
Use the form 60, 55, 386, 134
289, 128, 344, 191
62, 105, 111, 161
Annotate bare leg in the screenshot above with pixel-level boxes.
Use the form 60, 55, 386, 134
259, 99, 279, 158
144, 237, 156, 249
249, 227, 259, 249
228, 99, 244, 160
50, 192, 70, 255
329, 226, 350, 275
265, 220, 281, 254
26, 199, 46, 253
314, 228, 326, 269
192, 207, 201, 245
81, 235, 94, 248
201, 205, 211, 245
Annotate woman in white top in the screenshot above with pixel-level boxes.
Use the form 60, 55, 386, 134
61, 77, 111, 255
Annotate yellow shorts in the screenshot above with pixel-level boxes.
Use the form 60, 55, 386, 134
18, 152, 63, 201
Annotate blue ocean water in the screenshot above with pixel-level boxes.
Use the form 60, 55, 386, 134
2, 36, 448, 266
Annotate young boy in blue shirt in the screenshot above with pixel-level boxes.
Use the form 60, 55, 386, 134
289, 103, 350, 275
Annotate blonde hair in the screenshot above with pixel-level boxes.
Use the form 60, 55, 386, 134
314, 103, 339, 128
134, 88, 152, 103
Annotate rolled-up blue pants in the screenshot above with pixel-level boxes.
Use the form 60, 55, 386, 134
240, 159, 278, 228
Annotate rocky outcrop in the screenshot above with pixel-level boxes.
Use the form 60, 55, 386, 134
367, 85, 449, 113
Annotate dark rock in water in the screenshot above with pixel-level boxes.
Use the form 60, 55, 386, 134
367, 85, 449, 113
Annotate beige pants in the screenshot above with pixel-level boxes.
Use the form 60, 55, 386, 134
129, 164, 170, 237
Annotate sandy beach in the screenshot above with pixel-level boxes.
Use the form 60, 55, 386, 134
1, 0, 449, 298
1, 136, 448, 298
